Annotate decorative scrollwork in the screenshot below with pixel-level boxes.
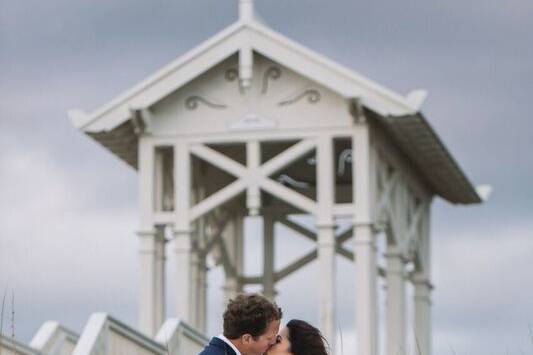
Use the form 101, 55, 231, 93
224, 68, 238, 82
261, 66, 281, 94
277, 174, 310, 189
337, 149, 352, 176
278, 89, 321, 106
185, 96, 227, 110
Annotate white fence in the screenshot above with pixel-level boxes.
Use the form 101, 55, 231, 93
30, 321, 79, 355
155, 319, 208, 355
72, 313, 166, 355
1, 315, 207, 355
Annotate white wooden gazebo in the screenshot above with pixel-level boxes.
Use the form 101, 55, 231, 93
69, 2, 482, 355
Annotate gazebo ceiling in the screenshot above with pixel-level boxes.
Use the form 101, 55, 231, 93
70, 17, 481, 205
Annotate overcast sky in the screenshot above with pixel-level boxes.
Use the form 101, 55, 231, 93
1, 1, 532, 354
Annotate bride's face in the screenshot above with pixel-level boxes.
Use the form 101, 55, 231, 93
265, 327, 292, 355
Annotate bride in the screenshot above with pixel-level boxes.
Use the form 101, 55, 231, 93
265, 319, 329, 355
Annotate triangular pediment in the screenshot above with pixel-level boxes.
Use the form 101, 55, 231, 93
70, 20, 418, 133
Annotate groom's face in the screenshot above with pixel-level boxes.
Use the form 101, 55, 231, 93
244, 319, 281, 355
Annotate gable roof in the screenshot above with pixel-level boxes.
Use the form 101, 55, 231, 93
69, 18, 481, 204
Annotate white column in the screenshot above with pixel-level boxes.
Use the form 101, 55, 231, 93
262, 214, 276, 301
353, 122, 379, 355
316, 135, 336, 351
173, 141, 193, 323
192, 169, 208, 333
193, 215, 208, 333
138, 138, 165, 336
137, 228, 165, 336
412, 273, 432, 355
385, 246, 406, 355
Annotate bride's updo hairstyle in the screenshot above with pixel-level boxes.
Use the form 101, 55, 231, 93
286, 319, 329, 355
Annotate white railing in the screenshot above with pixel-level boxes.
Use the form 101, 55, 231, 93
155, 319, 208, 355
1, 315, 208, 355
0, 334, 39, 355
72, 313, 166, 355
30, 321, 78, 355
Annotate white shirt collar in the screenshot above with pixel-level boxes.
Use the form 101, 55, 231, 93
217, 334, 242, 355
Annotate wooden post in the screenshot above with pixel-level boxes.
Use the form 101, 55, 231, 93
413, 274, 432, 355
316, 135, 336, 351
353, 121, 378, 355
385, 245, 406, 355
173, 141, 193, 323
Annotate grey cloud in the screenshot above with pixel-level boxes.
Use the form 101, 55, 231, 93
1, 1, 532, 355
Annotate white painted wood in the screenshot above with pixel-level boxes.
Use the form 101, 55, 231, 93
316, 135, 336, 351
239, 45, 253, 88
412, 273, 432, 355
353, 121, 379, 355
30, 321, 78, 355
72, 19, 418, 133
137, 229, 165, 337
260, 139, 316, 177
260, 178, 317, 215
333, 203, 355, 217
146, 127, 354, 146
190, 144, 247, 178
246, 140, 261, 215
154, 148, 164, 212
173, 141, 193, 323
73, 313, 166, 355
238, 0, 254, 22
385, 246, 407, 355
137, 138, 163, 337
155, 319, 209, 355
138, 137, 155, 229
190, 179, 248, 221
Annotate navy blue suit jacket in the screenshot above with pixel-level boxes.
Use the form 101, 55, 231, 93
198, 337, 237, 355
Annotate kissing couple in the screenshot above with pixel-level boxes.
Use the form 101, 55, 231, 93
198, 293, 328, 355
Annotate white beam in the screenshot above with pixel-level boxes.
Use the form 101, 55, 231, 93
190, 179, 248, 221
333, 203, 355, 217
190, 143, 247, 178
260, 138, 316, 177
260, 178, 317, 215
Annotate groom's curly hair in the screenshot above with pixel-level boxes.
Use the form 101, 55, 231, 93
223, 293, 282, 339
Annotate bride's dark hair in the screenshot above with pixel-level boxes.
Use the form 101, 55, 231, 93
286, 319, 329, 355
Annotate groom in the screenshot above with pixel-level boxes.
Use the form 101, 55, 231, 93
199, 293, 282, 355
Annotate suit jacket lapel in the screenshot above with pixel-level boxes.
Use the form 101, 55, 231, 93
211, 337, 238, 355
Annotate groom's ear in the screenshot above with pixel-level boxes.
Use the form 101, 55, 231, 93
241, 334, 253, 344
